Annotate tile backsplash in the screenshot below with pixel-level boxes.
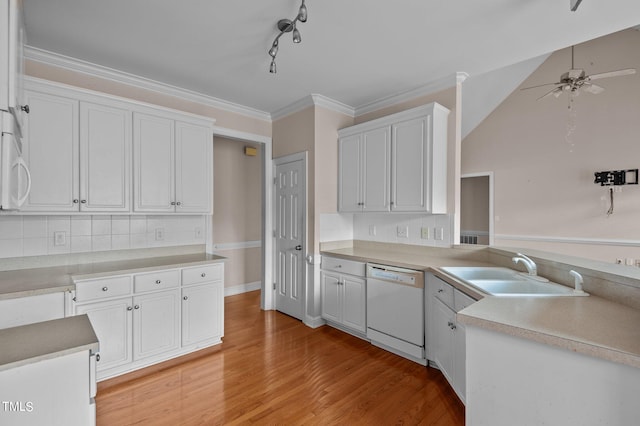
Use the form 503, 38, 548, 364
0, 215, 206, 259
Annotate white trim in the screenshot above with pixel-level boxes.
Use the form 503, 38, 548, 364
224, 281, 262, 297
354, 72, 463, 117
304, 316, 327, 329
461, 230, 490, 237
212, 240, 261, 251
270, 94, 355, 121
25, 45, 272, 122
212, 126, 271, 145
495, 234, 640, 247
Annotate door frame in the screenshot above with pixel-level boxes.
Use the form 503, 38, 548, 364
272, 151, 308, 320
210, 126, 275, 310
460, 172, 494, 246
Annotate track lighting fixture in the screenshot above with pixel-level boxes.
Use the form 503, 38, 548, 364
268, 0, 307, 74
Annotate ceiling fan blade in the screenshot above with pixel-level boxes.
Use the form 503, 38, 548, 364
537, 87, 563, 101
588, 68, 637, 80
582, 83, 605, 95
521, 82, 562, 91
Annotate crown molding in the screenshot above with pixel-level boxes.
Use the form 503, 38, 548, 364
270, 94, 355, 121
24, 46, 272, 122
353, 72, 464, 117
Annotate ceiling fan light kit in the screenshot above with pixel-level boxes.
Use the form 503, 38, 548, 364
268, 0, 307, 74
521, 45, 637, 101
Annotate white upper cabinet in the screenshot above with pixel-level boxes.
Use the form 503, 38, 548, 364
22, 90, 79, 211
22, 87, 131, 212
1, 0, 26, 128
338, 103, 450, 214
133, 113, 212, 214
20, 78, 214, 214
80, 101, 131, 212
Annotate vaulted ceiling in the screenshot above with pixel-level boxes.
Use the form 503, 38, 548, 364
23, 0, 640, 115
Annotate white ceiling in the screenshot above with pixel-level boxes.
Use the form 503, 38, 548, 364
23, 0, 640, 116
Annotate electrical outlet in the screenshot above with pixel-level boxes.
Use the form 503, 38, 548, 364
615, 258, 623, 265
369, 225, 376, 236
54, 231, 66, 246
421, 227, 429, 239
396, 226, 408, 238
434, 227, 444, 241
155, 228, 165, 241
195, 227, 202, 238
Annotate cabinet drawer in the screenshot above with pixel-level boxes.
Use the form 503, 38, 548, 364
454, 289, 476, 312
182, 263, 223, 286
433, 277, 454, 309
321, 256, 366, 277
134, 270, 180, 293
75, 276, 132, 302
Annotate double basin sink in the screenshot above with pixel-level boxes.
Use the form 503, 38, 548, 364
440, 267, 588, 297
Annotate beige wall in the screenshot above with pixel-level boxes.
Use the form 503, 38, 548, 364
212, 138, 262, 288
461, 175, 490, 245
462, 29, 640, 262
26, 61, 272, 136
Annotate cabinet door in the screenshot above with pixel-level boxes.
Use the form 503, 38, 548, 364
22, 91, 79, 211
181, 281, 223, 346
320, 271, 342, 323
453, 320, 466, 403
361, 126, 391, 212
133, 290, 180, 360
341, 275, 366, 333
75, 298, 133, 372
133, 112, 175, 212
432, 297, 454, 383
175, 121, 211, 213
80, 102, 131, 212
337, 134, 361, 212
391, 116, 430, 212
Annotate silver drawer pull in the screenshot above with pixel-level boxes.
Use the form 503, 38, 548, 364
156, 279, 161, 284
201, 273, 206, 278
183, 296, 189, 300
127, 306, 133, 311
134, 305, 140, 310
102, 286, 108, 292
336, 265, 342, 268
438, 289, 444, 293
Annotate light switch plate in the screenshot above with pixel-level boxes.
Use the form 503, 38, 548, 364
434, 227, 444, 241
421, 227, 429, 239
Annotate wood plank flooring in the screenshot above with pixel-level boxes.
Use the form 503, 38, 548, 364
96, 290, 465, 425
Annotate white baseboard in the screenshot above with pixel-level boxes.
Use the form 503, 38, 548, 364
304, 315, 326, 329
224, 281, 262, 297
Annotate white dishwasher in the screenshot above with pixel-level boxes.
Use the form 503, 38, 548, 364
366, 263, 426, 365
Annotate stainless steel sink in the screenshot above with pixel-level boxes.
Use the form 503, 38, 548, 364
440, 267, 588, 297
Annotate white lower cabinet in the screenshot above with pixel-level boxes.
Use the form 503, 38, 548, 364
427, 273, 476, 404
72, 262, 224, 380
320, 256, 366, 334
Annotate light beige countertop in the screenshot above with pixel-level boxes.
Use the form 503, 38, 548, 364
457, 296, 640, 369
322, 240, 640, 369
0, 314, 99, 372
0, 253, 226, 300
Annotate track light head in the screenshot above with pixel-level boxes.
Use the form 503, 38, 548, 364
268, 41, 278, 58
292, 25, 301, 43
298, 0, 307, 22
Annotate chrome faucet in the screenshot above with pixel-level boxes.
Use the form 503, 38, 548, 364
512, 253, 537, 276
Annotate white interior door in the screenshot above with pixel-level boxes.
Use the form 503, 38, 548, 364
274, 154, 305, 320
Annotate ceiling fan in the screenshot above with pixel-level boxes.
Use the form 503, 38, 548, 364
521, 46, 637, 100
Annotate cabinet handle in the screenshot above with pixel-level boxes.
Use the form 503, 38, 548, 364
127, 306, 133, 311
183, 296, 189, 300
81, 200, 87, 203
201, 273, 206, 278
96, 353, 100, 362
102, 286, 108, 292
155, 279, 161, 284
176, 202, 182, 206
438, 289, 444, 293
390, 201, 394, 205
21, 105, 30, 114
73, 199, 79, 204
336, 265, 342, 268
171, 201, 176, 206
134, 305, 140, 309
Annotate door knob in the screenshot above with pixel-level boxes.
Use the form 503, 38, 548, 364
295, 245, 302, 250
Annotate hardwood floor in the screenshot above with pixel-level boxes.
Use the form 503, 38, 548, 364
96, 291, 465, 425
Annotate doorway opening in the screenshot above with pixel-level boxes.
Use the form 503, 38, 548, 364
460, 172, 494, 245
